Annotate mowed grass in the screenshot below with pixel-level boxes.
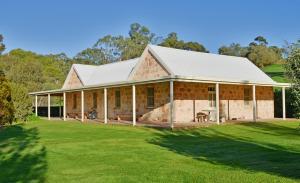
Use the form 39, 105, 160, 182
262, 64, 288, 83
1, 120, 300, 182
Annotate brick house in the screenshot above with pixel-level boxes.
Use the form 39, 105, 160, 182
30, 45, 290, 127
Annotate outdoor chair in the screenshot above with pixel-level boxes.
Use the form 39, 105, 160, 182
196, 112, 208, 122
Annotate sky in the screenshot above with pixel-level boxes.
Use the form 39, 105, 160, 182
1, 0, 299, 57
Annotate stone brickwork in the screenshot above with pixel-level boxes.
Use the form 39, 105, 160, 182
136, 82, 170, 122
174, 82, 274, 122
64, 69, 83, 89
65, 82, 170, 122
65, 82, 274, 123
131, 51, 170, 80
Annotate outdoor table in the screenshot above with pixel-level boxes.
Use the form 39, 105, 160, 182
202, 108, 217, 122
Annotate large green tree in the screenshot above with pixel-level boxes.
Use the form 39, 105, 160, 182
285, 48, 300, 118
74, 48, 107, 65
159, 32, 208, 52
0, 70, 15, 126
93, 23, 159, 62
218, 36, 283, 67
218, 43, 248, 57
0, 49, 72, 120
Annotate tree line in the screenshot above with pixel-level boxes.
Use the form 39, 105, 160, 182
0, 23, 299, 125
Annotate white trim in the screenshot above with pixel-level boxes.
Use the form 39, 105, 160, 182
35, 95, 38, 116
282, 87, 286, 120
170, 80, 174, 128
132, 85, 136, 126
48, 94, 51, 120
216, 83, 220, 124
29, 76, 291, 96
104, 88, 108, 124
252, 85, 256, 122
81, 90, 84, 122
63, 92, 66, 121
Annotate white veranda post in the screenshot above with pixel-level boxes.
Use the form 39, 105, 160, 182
170, 80, 174, 129
63, 92, 66, 121
253, 85, 257, 122
104, 88, 108, 124
132, 85, 136, 126
81, 90, 84, 122
216, 83, 220, 124
35, 95, 38, 116
48, 93, 51, 120
282, 87, 286, 120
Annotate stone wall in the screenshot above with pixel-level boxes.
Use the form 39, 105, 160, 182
65, 82, 274, 123
65, 82, 170, 122
174, 82, 274, 122
131, 51, 169, 80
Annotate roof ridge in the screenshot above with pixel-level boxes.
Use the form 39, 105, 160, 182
149, 44, 248, 60
73, 57, 140, 68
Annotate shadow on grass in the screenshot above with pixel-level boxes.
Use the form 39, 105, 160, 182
149, 124, 300, 180
0, 124, 47, 182
238, 122, 300, 137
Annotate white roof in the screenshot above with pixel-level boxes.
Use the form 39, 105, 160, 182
68, 45, 276, 88
73, 58, 139, 86
148, 45, 276, 85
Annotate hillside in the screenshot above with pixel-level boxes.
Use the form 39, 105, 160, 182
262, 64, 287, 83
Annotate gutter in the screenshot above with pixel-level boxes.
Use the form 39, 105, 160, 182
29, 75, 291, 96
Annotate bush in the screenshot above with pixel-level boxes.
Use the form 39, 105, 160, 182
0, 70, 15, 126
9, 83, 32, 121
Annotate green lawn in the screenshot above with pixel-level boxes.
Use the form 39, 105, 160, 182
1, 120, 300, 182
262, 64, 288, 83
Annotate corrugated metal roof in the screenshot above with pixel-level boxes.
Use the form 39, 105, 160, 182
148, 45, 276, 85
73, 58, 139, 86
70, 45, 276, 88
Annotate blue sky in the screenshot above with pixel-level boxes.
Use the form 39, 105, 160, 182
1, 0, 299, 57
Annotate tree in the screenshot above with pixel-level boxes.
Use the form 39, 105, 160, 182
218, 43, 248, 57
93, 23, 159, 62
0, 70, 15, 126
159, 32, 208, 52
0, 34, 5, 55
254, 36, 268, 45
283, 39, 300, 57
74, 48, 107, 65
246, 44, 282, 67
218, 36, 284, 67
285, 48, 300, 118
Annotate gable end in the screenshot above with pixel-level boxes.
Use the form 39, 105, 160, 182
62, 67, 83, 89
129, 50, 170, 81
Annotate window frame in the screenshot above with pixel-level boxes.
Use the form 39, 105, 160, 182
147, 87, 155, 108
72, 93, 77, 109
244, 87, 251, 105
115, 89, 121, 108
93, 92, 98, 109
208, 86, 216, 108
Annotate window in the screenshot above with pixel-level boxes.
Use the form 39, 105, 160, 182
73, 93, 77, 109
115, 90, 121, 108
208, 86, 216, 107
147, 87, 154, 108
93, 92, 97, 108
244, 87, 251, 105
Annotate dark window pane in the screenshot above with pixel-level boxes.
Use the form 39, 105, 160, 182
115, 90, 121, 108
147, 88, 154, 108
